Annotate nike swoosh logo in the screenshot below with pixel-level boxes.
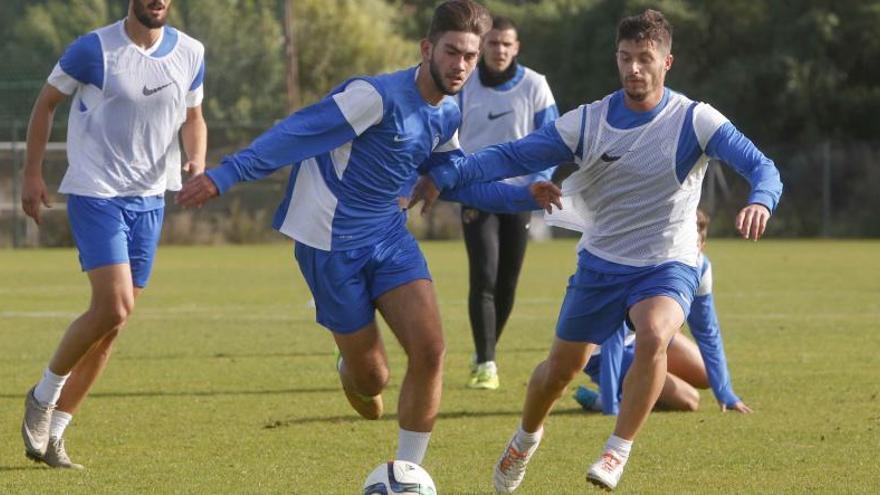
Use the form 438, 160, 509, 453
487, 110, 514, 120
394, 135, 411, 142
600, 152, 622, 163
142, 82, 173, 96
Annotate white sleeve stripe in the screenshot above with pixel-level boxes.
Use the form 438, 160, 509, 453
693, 103, 729, 150
435, 130, 460, 153
47, 64, 78, 95
554, 106, 583, 154
186, 86, 204, 108
332, 80, 383, 136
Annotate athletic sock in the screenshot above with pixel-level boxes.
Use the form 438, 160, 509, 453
479, 361, 498, 374
49, 410, 73, 439
34, 368, 70, 407
513, 424, 543, 449
604, 434, 632, 461
396, 428, 431, 464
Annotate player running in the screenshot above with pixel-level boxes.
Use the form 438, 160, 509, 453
575, 209, 753, 415
409, 9, 782, 491
178, 0, 558, 469
20, 0, 206, 469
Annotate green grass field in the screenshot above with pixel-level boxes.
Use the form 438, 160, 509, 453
1, 239, 878, 494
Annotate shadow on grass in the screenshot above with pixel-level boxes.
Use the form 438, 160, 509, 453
0, 387, 338, 400
264, 406, 597, 429
0, 465, 46, 471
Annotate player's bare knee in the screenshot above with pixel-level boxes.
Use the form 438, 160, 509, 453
352, 365, 389, 397
407, 340, 445, 375
90, 300, 133, 333
543, 360, 580, 392
634, 329, 669, 358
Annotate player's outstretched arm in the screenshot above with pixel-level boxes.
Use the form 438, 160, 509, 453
194, 80, 383, 199
703, 122, 782, 241
22, 84, 67, 225
438, 180, 562, 215
688, 290, 752, 414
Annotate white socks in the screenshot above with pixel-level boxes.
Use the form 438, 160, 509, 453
396, 428, 431, 464
49, 410, 73, 439
514, 424, 543, 449
34, 368, 70, 407
604, 434, 632, 460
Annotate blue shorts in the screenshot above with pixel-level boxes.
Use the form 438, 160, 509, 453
294, 229, 432, 334
67, 195, 164, 288
556, 250, 700, 343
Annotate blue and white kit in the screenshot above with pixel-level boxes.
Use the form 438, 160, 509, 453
585, 253, 743, 415
48, 20, 205, 286
428, 87, 783, 343
206, 66, 540, 332
457, 63, 559, 188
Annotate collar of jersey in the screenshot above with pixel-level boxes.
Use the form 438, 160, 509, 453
606, 87, 671, 130
118, 20, 178, 58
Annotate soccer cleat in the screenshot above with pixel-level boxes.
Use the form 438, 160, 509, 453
40, 437, 84, 470
574, 385, 600, 411
22, 386, 54, 460
586, 451, 627, 490
467, 362, 499, 390
493, 433, 541, 493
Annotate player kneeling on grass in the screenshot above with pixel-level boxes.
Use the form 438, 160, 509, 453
575, 209, 753, 415
408, 9, 781, 492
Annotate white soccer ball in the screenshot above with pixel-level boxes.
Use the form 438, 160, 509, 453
363, 460, 437, 495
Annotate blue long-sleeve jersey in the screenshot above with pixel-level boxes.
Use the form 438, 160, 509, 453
206, 66, 471, 251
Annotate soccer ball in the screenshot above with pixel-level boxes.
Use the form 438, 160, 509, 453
363, 460, 436, 495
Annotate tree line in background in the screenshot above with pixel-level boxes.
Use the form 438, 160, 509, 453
1, 0, 878, 237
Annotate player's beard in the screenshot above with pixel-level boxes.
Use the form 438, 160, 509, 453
428, 51, 458, 96
133, 1, 168, 29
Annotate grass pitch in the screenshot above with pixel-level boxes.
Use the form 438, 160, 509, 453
1, 239, 878, 494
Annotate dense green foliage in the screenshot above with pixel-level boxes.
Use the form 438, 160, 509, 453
1, 0, 878, 236
1, 240, 879, 493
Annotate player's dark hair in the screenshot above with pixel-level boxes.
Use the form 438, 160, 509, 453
427, 0, 492, 42
491, 15, 517, 33
696, 208, 710, 242
616, 9, 673, 52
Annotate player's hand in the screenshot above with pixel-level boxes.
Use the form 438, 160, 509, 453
21, 174, 52, 225
529, 181, 563, 214
183, 159, 206, 177
735, 203, 770, 241
176, 173, 219, 208
407, 175, 440, 216
721, 401, 753, 414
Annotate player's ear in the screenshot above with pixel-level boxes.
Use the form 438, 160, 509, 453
420, 39, 433, 63
665, 53, 674, 71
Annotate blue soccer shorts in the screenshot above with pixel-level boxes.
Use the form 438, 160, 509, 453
67, 194, 164, 288
556, 249, 701, 344
294, 228, 432, 334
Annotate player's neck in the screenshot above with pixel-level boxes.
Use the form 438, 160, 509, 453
415, 65, 445, 106
623, 88, 664, 113
124, 16, 163, 50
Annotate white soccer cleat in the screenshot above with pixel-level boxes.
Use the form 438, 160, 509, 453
586, 451, 626, 490
493, 433, 541, 493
